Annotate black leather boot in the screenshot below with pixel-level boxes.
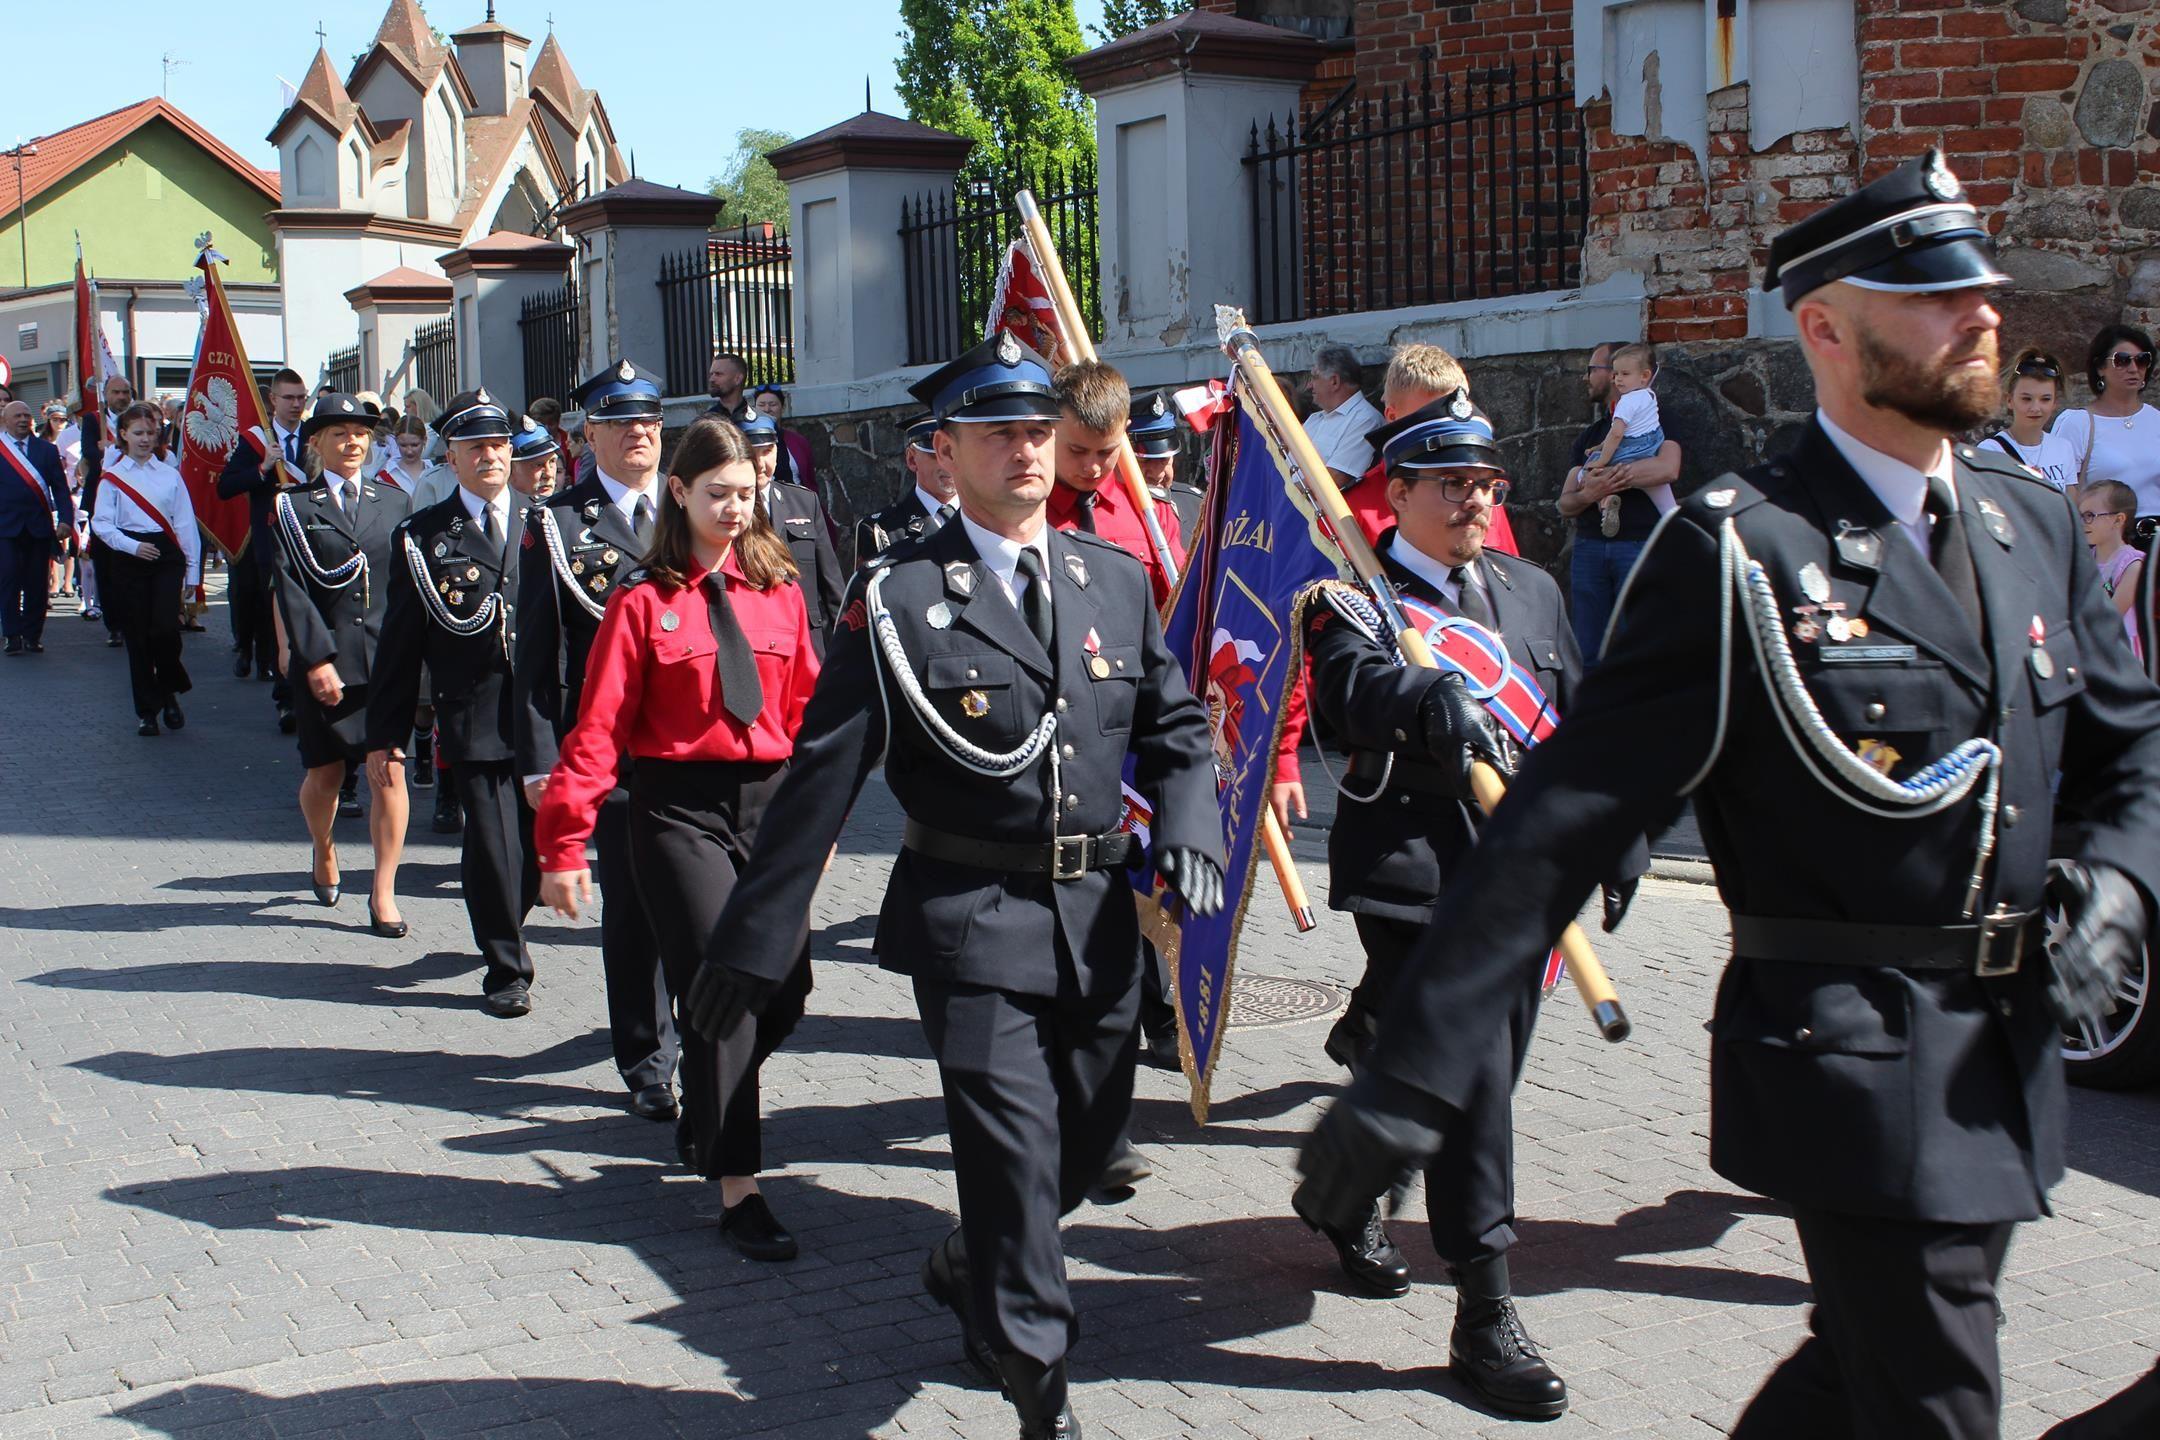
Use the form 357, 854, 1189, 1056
1448, 1255, 1566, 1420
921, 1228, 1000, 1385
410, 729, 435, 789
995, 1354, 1079, 1440
1316, 1199, 1410, 1297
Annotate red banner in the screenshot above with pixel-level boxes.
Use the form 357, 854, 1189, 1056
984, 241, 1071, 367
177, 248, 267, 557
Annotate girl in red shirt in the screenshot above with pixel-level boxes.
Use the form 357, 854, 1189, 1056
535, 416, 820, 1260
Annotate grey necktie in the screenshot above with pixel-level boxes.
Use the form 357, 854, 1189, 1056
341, 479, 359, 512
1450, 563, 1497, 630
1924, 474, 1984, 639
633, 495, 654, 541
482, 502, 500, 546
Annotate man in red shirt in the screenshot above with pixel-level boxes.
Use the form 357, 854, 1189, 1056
1045, 361, 1184, 606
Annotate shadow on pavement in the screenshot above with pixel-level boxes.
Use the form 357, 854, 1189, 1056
35, 948, 492, 1010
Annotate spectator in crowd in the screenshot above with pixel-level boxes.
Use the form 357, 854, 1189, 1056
527, 395, 567, 457
378, 416, 430, 492
2082, 479, 2144, 662
1301, 345, 1385, 489
158, 394, 182, 453
1984, 349, 2077, 492
1555, 341, 1684, 662
401, 390, 446, 465
38, 402, 67, 445
706, 351, 752, 424
2053, 323, 2160, 513
749, 384, 817, 490
563, 420, 591, 484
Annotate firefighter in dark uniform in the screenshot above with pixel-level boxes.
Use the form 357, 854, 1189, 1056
680, 332, 1225, 1440
1294, 402, 1644, 1416
1127, 390, 1203, 541
366, 389, 540, 1017
742, 410, 844, 654
516, 359, 675, 1118
853, 413, 956, 568
1293, 150, 2160, 1438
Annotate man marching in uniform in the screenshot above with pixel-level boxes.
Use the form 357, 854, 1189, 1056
1295, 402, 1644, 1416
854, 414, 956, 569
516, 360, 674, 1116
367, 390, 539, 1017
1293, 151, 2160, 1437
742, 410, 844, 654
682, 333, 1225, 1439
1126, 391, 1202, 542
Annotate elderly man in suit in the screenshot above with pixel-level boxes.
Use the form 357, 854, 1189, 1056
0, 400, 74, 655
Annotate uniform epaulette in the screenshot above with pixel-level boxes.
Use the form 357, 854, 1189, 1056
1681, 470, 1772, 521
617, 567, 652, 591
1957, 441, 2056, 488
1064, 528, 1139, 557
875, 528, 938, 567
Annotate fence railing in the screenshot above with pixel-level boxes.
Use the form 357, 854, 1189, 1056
413, 316, 456, 405
325, 343, 360, 397
1244, 54, 1588, 324
519, 280, 579, 410
657, 223, 795, 397
900, 157, 1099, 368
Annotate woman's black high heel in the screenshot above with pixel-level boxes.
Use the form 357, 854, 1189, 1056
368, 901, 408, 939
311, 842, 340, 907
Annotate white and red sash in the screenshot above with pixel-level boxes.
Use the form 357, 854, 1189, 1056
102, 471, 181, 549
0, 437, 52, 507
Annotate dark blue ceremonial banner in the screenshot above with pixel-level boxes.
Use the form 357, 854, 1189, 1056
1126, 397, 1336, 1120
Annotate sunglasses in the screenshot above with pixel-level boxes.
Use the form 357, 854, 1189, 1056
2108, 351, 2155, 370
2079, 510, 2130, 524
2015, 358, 2061, 379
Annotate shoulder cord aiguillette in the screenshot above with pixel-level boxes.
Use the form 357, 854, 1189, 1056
536, 506, 609, 621
275, 490, 367, 610
400, 531, 502, 638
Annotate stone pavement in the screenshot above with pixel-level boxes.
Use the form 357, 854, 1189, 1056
4, 590, 2158, 1440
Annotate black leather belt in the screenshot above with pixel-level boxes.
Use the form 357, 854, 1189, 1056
1730, 909, 2042, 978
1345, 750, 1462, 798
903, 818, 1134, 882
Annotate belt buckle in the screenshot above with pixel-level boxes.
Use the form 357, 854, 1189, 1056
1974, 906, 2028, 978
1051, 834, 1090, 882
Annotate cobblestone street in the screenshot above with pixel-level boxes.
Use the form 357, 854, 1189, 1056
5, 594, 2158, 1439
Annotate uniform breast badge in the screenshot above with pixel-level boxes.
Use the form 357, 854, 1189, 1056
661, 611, 680, 632
960, 690, 991, 718
1088, 656, 1112, 679
925, 601, 953, 629
602, 549, 620, 566
433, 541, 449, 559
1798, 563, 1831, 605
588, 575, 608, 594
1855, 738, 1902, 776
2029, 615, 2054, 678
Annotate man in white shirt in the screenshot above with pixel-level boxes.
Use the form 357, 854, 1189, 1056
1300, 344, 1385, 488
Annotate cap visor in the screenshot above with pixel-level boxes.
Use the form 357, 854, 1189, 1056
1839, 237, 2009, 294
942, 396, 1063, 423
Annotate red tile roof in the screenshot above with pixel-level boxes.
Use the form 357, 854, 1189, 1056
17, 97, 281, 209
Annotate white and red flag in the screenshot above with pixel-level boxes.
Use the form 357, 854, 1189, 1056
176, 237, 268, 557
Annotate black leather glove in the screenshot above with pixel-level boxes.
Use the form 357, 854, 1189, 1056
1602, 876, 1639, 933
1292, 1071, 1448, 1235
1158, 847, 1225, 918
2046, 860, 2145, 1028
1418, 671, 1502, 791
683, 959, 781, 1042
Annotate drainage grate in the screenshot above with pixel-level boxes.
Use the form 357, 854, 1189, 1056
1226, 974, 1346, 1030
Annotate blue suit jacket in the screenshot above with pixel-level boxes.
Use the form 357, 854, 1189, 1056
0, 436, 73, 540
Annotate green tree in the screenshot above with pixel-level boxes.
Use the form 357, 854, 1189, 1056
896, 0, 1096, 183
706, 127, 794, 230
1091, 0, 1189, 43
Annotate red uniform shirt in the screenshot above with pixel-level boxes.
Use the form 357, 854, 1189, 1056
1047, 476, 1186, 604
534, 550, 820, 871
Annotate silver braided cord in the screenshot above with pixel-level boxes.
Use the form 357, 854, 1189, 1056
865, 565, 1060, 778
400, 532, 502, 637
274, 490, 367, 608
536, 507, 609, 621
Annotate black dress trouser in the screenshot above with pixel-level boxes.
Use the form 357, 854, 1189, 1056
1, 533, 51, 641
592, 773, 672, 1091
101, 534, 191, 717
626, 759, 809, 1177
1356, 913, 1543, 1266
915, 947, 1140, 1368
450, 758, 538, 994
1732, 1208, 2013, 1440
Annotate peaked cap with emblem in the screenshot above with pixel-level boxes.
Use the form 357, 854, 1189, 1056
1366, 388, 1506, 474
905, 412, 940, 453
511, 413, 559, 461
1764, 148, 2010, 306
568, 358, 665, 421
908, 331, 1061, 424
300, 392, 376, 444
739, 410, 779, 448
434, 388, 514, 442
1128, 391, 1180, 458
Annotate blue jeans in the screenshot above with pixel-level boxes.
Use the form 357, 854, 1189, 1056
1571, 535, 1648, 664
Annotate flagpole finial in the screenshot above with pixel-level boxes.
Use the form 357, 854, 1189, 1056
1214, 305, 1251, 351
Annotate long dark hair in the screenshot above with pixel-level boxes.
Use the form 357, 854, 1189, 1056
645, 416, 798, 591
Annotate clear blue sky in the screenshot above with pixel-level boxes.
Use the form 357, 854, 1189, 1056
8, 0, 1112, 193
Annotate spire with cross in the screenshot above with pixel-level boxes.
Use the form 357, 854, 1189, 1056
314, 21, 327, 47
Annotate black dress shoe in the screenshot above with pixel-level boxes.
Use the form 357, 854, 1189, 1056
484, 982, 533, 1018
1091, 1139, 1152, 1200
337, 778, 363, 819
1324, 1006, 1378, 1072
4, 638, 22, 655
628, 1084, 679, 1121
233, 653, 253, 678
136, 716, 159, 737
1450, 1270, 1567, 1420
922, 1229, 1001, 1385
25, 640, 42, 653
277, 704, 297, 734
996, 1354, 1080, 1440
1319, 1202, 1411, 1298
1138, 1026, 1181, 1072
432, 787, 463, 834
367, 902, 408, 939
161, 701, 185, 731
106, 633, 123, 647
719, 1193, 798, 1262
410, 733, 435, 789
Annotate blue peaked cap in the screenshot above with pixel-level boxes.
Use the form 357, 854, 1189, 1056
568, 358, 664, 420
511, 415, 559, 461
1370, 390, 1505, 473
739, 411, 779, 446
908, 331, 1061, 423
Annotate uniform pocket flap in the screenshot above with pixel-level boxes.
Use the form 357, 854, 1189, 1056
2031, 630, 2086, 709
750, 627, 798, 657
1806, 660, 1951, 735
1090, 644, 1141, 681
1523, 635, 1564, 672
653, 631, 717, 663
927, 652, 1014, 689
1718, 964, 1911, 1056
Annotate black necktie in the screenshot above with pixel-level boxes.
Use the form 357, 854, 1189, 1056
633, 495, 654, 541
1073, 492, 1098, 534
1015, 547, 1054, 652
341, 479, 359, 513
481, 502, 500, 546
1924, 475, 1985, 638
1450, 563, 1497, 630
704, 572, 764, 726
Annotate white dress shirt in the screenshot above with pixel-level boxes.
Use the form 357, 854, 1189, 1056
317, 466, 368, 512
598, 469, 659, 530
957, 509, 1054, 610
460, 484, 513, 540
1388, 530, 1492, 614
914, 485, 952, 519
1816, 408, 1954, 556
1303, 388, 1385, 478
93, 453, 201, 585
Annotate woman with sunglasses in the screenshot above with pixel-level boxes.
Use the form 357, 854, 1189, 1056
2054, 324, 2160, 513
2079, 480, 2145, 663
1988, 349, 2079, 492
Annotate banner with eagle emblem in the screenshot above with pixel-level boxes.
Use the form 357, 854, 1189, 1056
177, 237, 268, 556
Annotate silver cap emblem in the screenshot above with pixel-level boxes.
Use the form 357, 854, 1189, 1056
994, 330, 1021, 366
1448, 388, 1474, 420
616, 360, 634, 381
1923, 151, 1962, 202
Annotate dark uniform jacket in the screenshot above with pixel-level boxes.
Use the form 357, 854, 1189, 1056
1304, 538, 1642, 921
366, 493, 529, 764
1368, 421, 2160, 1226
711, 521, 1223, 999
272, 477, 410, 683
852, 489, 942, 571
513, 475, 650, 775
216, 427, 300, 542
0, 435, 72, 538
1166, 481, 1206, 548
765, 479, 844, 651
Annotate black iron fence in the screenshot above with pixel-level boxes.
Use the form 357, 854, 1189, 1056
900, 157, 1099, 368
519, 280, 578, 409
1244, 55, 1588, 324
413, 316, 456, 404
657, 223, 795, 397
325, 343, 360, 396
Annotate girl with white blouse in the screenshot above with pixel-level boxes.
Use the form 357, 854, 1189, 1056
2053, 324, 2160, 514
1985, 349, 2079, 492
92, 402, 200, 734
